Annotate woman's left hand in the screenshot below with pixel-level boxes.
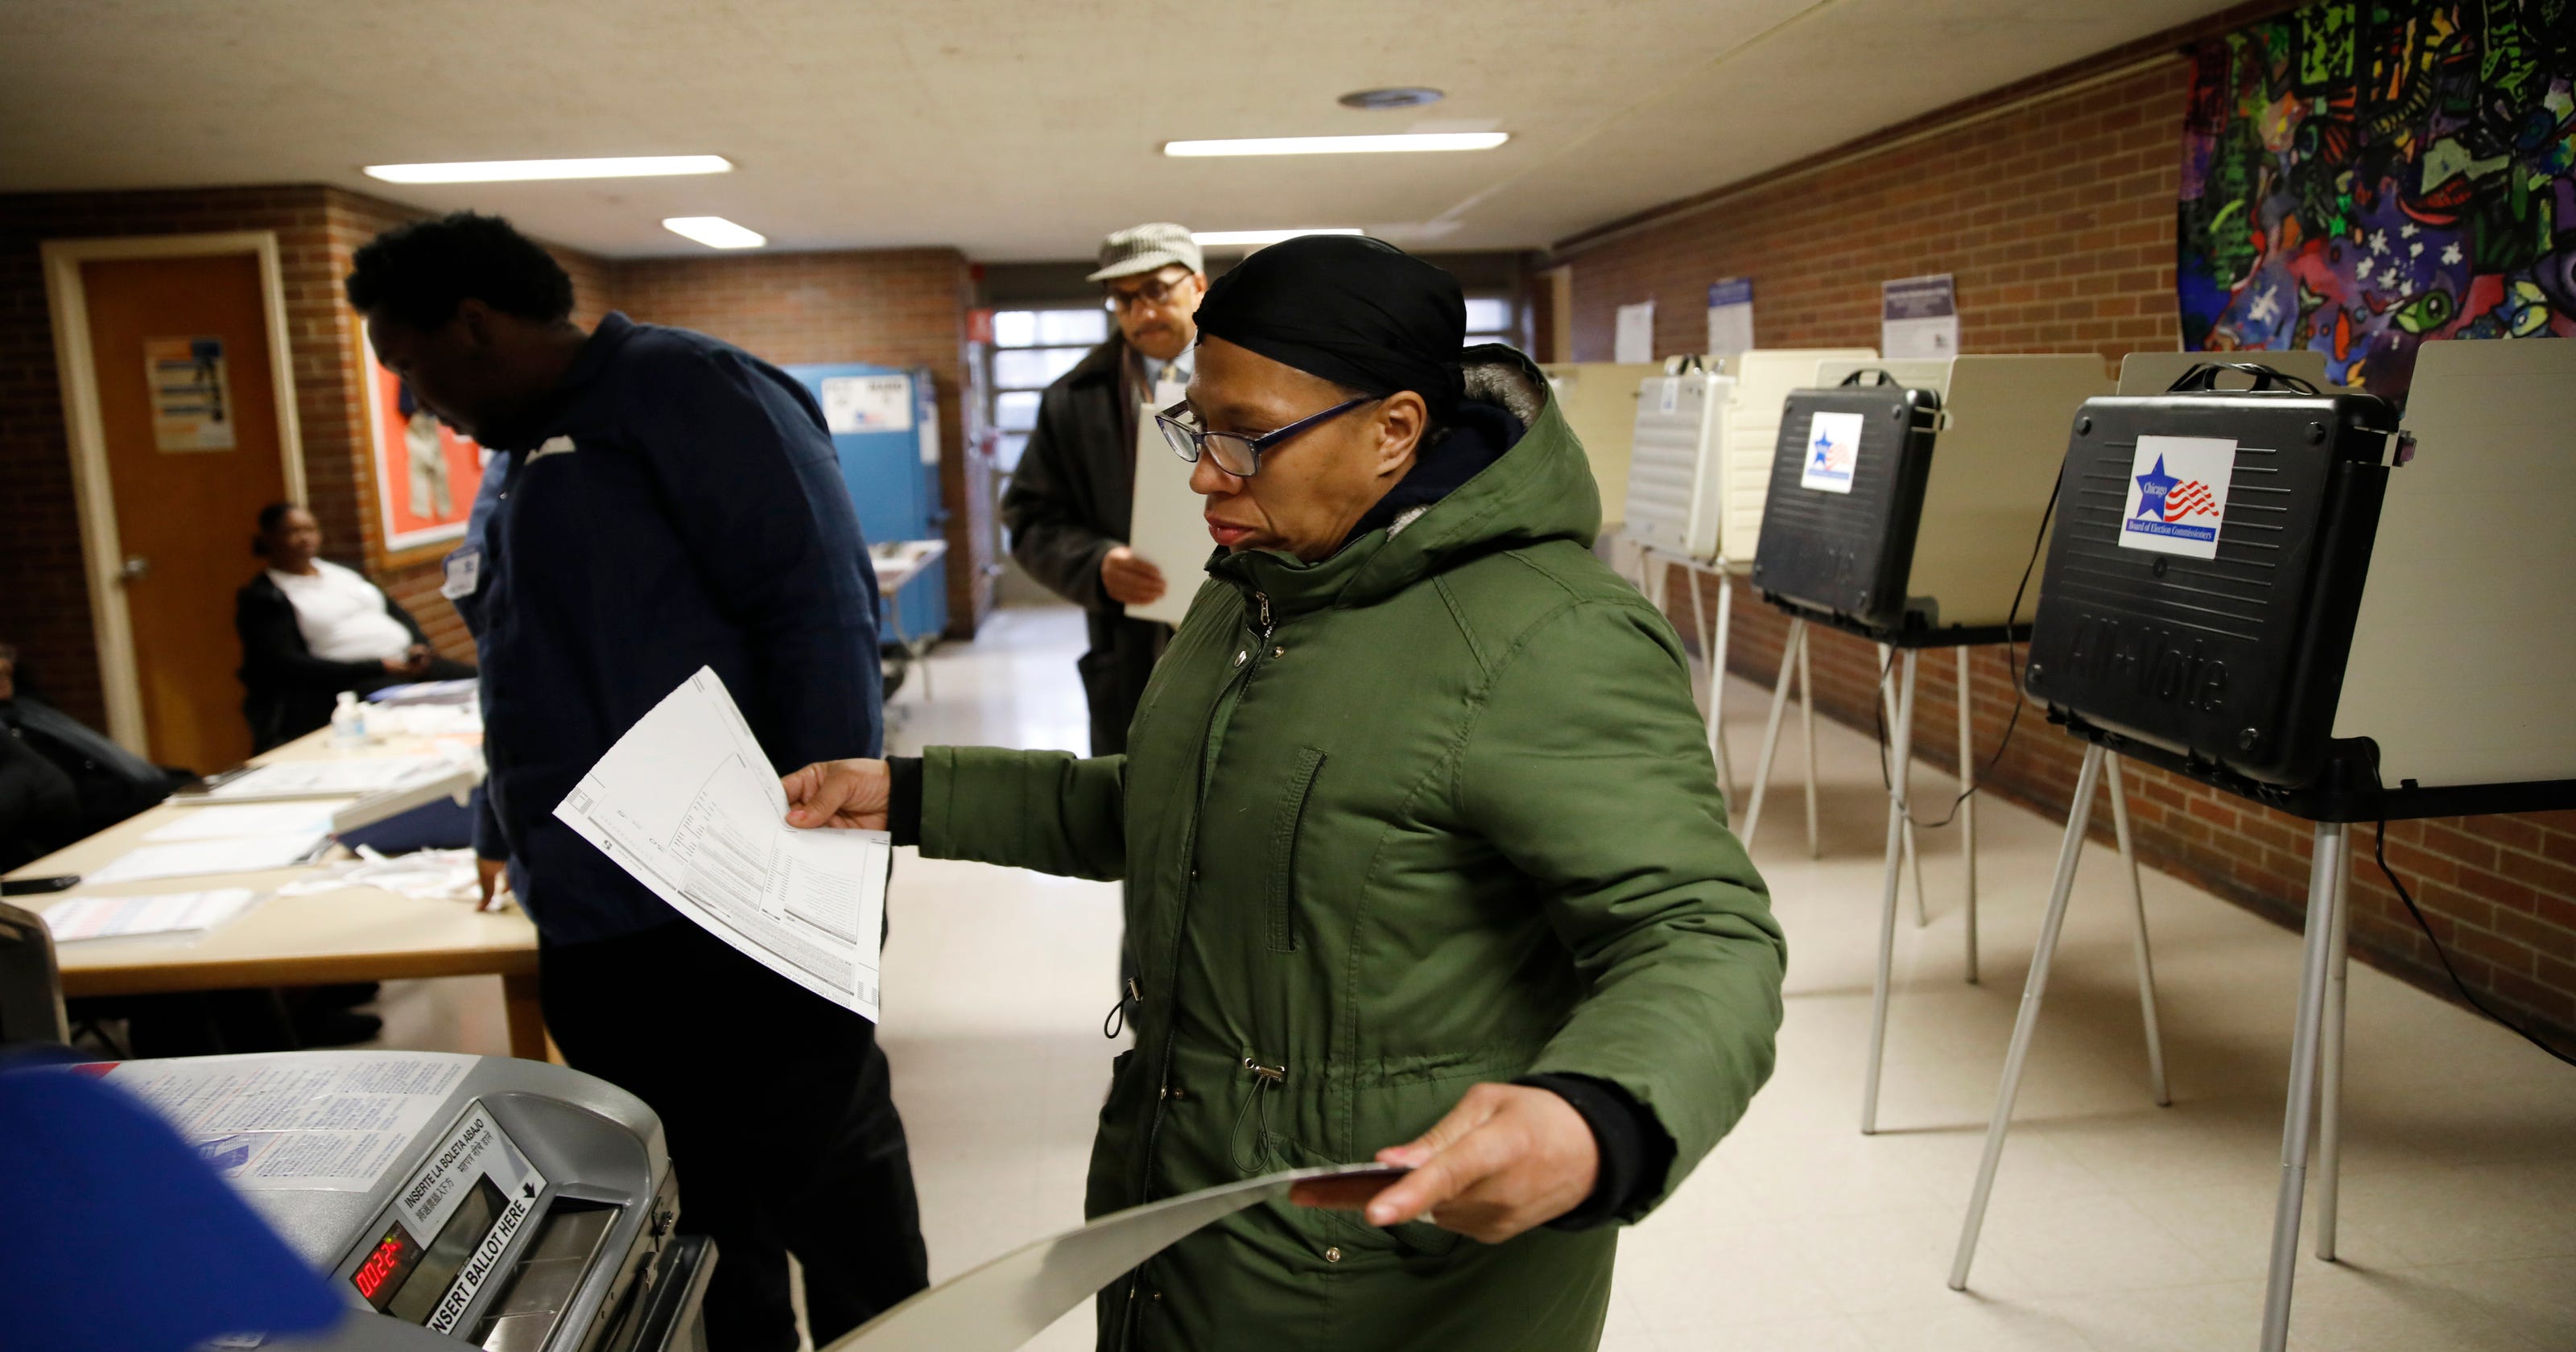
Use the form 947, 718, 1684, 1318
1337, 1083, 1600, 1243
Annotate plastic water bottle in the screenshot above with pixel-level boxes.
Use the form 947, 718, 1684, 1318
331, 690, 368, 746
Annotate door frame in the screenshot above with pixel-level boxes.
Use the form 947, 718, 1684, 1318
40, 231, 308, 756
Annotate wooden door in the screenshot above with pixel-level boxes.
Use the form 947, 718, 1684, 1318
80, 253, 285, 773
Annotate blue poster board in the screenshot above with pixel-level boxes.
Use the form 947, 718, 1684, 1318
785, 362, 947, 641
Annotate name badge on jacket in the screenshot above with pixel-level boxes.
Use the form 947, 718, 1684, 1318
440, 545, 484, 600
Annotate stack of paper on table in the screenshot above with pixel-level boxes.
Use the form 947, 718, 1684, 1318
196, 755, 462, 802
83, 834, 332, 885
147, 802, 348, 842
43, 889, 259, 942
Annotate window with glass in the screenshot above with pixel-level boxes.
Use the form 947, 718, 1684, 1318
984, 307, 1109, 472
1464, 295, 1518, 350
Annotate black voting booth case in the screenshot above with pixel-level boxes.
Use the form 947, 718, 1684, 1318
1752, 371, 1945, 636
2023, 364, 2397, 794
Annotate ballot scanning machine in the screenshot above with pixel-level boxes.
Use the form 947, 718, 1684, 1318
94, 1051, 715, 1352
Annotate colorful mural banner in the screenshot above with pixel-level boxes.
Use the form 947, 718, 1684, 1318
2178, 0, 2576, 402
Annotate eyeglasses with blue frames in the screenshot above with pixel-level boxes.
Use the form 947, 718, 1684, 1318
1154, 396, 1377, 478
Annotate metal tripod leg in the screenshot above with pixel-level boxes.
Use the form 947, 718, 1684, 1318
1682, 562, 1736, 802
1957, 645, 1979, 984
1877, 645, 1928, 928
2106, 755, 2171, 1107
2259, 822, 2349, 1352
1860, 649, 1919, 1136
2316, 833, 2351, 1261
1798, 633, 1818, 857
1740, 619, 1803, 847
1949, 744, 2107, 1289
1712, 569, 1736, 801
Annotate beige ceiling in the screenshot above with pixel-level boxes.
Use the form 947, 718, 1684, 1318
0, 0, 2240, 261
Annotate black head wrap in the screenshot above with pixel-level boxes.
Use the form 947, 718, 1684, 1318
1192, 235, 1466, 419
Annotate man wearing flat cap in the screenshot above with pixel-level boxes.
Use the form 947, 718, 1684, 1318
786, 235, 1784, 1350
1002, 222, 1208, 756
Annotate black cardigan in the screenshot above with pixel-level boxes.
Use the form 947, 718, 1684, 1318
235, 569, 442, 752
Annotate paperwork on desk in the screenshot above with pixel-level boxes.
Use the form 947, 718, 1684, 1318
146, 802, 348, 842
555, 667, 890, 1020
42, 888, 258, 942
83, 832, 332, 884
828, 1162, 1406, 1351
100, 1051, 475, 1193
197, 755, 462, 802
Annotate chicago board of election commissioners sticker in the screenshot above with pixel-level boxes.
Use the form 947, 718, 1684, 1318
1800, 410, 1864, 493
2119, 434, 2236, 560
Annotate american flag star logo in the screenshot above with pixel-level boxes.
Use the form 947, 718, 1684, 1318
2161, 480, 2219, 522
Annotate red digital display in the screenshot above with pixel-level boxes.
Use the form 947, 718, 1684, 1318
352, 1221, 423, 1312
354, 1235, 405, 1299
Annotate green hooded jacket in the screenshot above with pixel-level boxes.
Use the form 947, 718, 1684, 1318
916, 350, 1785, 1351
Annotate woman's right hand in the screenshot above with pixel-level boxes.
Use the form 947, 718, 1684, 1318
782, 759, 890, 831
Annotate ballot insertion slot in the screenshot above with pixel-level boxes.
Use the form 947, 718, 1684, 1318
473, 1200, 623, 1352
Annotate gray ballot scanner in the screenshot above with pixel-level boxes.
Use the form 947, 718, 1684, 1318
99, 1052, 716, 1352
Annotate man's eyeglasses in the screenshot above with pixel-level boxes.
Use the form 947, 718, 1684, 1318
1104, 271, 1197, 314
1155, 397, 1376, 478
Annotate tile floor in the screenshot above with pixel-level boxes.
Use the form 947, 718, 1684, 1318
377, 604, 2576, 1350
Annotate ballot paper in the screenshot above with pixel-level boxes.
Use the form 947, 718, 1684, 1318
82, 833, 332, 884
1124, 395, 1209, 629
41, 888, 258, 942
827, 1163, 1406, 1351
146, 802, 348, 842
101, 1050, 474, 1193
555, 667, 891, 1020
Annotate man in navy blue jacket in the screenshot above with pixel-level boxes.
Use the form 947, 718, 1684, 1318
346, 212, 927, 1349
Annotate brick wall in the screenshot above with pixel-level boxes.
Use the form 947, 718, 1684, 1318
1561, 35, 2576, 1044
614, 249, 989, 636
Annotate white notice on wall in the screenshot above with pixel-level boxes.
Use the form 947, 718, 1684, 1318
1705, 278, 1754, 362
555, 667, 890, 1020
102, 1051, 474, 1192
1880, 274, 1959, 359
820, 374, 915, 435
1613, 300, 1657, 364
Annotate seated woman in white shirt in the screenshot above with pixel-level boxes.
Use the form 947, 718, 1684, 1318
234, 503, 475, 751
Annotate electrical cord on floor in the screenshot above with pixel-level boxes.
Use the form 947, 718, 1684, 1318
2366, 764, 2576, 1067
1872, 479, 2059, 831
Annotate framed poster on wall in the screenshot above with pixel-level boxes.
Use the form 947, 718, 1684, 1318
357, 316, 487, 552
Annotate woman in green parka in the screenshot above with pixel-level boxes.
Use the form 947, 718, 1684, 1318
782, 236, 1785, 1351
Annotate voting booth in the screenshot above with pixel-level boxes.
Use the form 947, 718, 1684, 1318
1539, 360, 1663, 530
1609, 349, 1876, 804
1948, 338, 2576, 1352
94, 1052, 715, 1352
1620, 348, 1877, 563
1735, 354, 2112, 1135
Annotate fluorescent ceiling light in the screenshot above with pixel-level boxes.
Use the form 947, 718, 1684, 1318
362, 155, 733, 183
662, 216, 767, 249
1191, 229, 1365, 247
1163, 133, 1508, 157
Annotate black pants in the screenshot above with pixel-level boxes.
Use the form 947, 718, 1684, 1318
1079, 612, 1170, 756
539, 921, 929, 1350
